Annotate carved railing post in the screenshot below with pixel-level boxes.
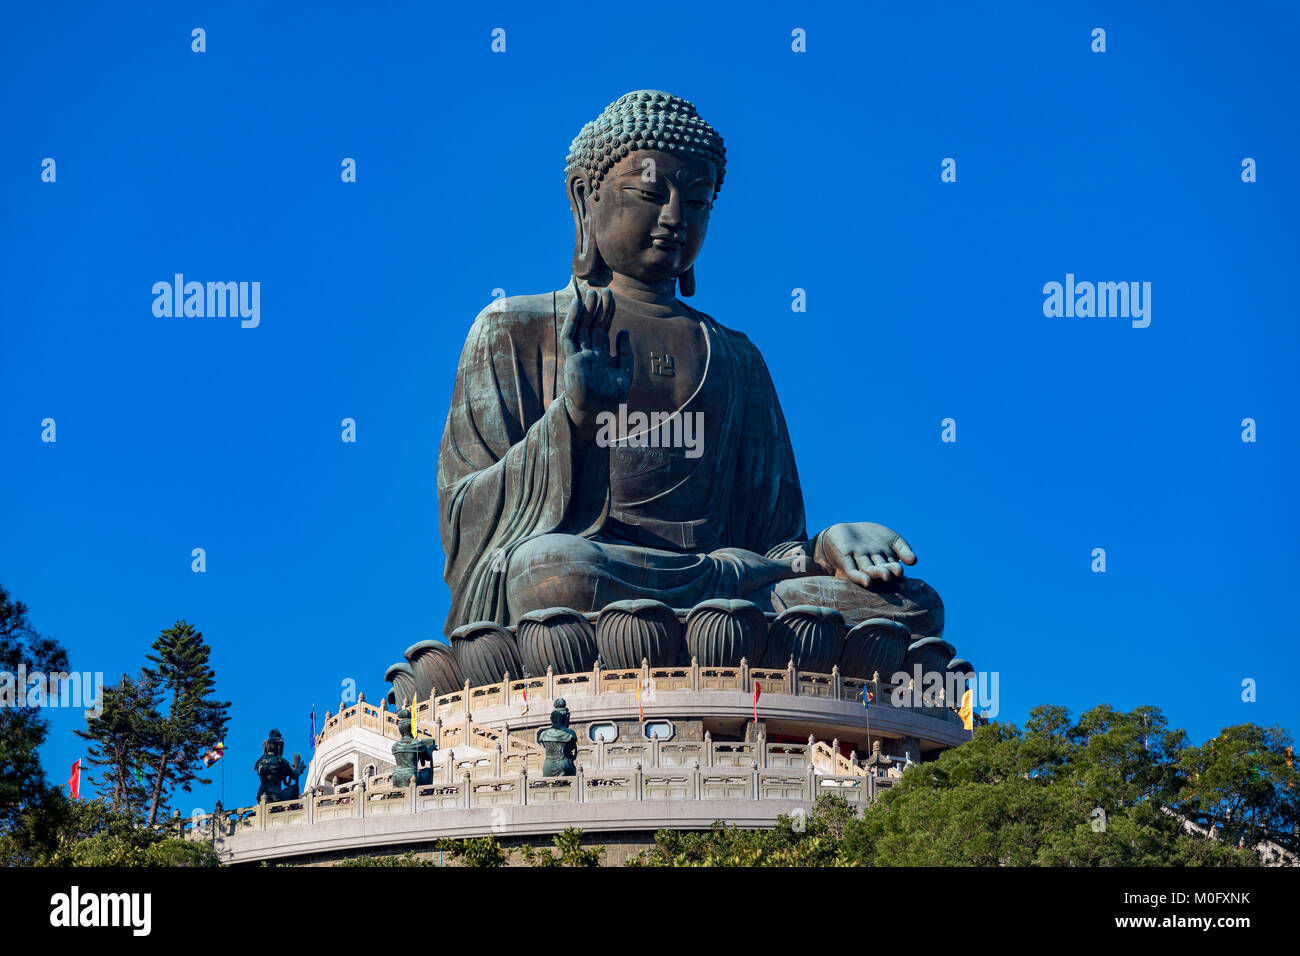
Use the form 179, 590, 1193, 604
257, 795, 267, 831
831, 664, 842, 701
739, 656, 750, 692
651, 734, 661, 769
545, 665, 554, 699
494, 743, 503, 778
462, 770, 473, 810
703, 730, 713, 768
787, 658, 797, 696
757, 730, 767, 769
750, 760, 760, 801
592, 658, 602, 696
692, 760, 702, 800
633, 761, 644, 802
501, 670, 511, 710
408, 776, 418, 814
576, 762, 586, 803
445, 748, 455, 785
691, 655, 700, 692
520, 766, 528, 806
596, 735, 606, 770
357, 778, 367, 819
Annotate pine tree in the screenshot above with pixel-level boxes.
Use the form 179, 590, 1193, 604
0, 584, 70, 830
74, 673, 161, 815
140, 622, 230, 826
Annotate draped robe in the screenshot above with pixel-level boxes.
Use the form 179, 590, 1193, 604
437, 282, 942, 637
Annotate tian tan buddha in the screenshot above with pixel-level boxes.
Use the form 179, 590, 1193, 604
426, 91, 947, 684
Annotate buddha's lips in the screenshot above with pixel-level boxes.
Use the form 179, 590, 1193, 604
651, 238, 681, 250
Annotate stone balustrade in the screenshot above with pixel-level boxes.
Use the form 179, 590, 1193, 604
172, 734, 902, 858
315, 659, 969, 751
177, 766, 887, 848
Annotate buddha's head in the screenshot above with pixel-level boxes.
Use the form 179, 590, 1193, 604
565, 91, 726, 296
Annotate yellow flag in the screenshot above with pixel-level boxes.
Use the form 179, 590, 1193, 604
411, 694, 418, 738
959, 689, 973, 731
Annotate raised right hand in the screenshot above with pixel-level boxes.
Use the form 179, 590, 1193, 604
560, 285, 633, 441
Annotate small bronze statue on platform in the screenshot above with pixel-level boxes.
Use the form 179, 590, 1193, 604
540, 699, 578, 777
391, 707, 435, 787
255, 728, 306, 802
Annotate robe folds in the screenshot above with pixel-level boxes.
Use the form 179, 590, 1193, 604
437, 281, 812, 634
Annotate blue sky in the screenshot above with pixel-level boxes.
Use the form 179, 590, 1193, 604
3, 1, 1297, 812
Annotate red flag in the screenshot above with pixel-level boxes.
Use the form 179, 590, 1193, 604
753, 682, 761, 724
67, 759, 81, 800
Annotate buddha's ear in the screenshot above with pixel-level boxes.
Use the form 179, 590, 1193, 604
567, 170, 607, 281
678, 265, 696, 297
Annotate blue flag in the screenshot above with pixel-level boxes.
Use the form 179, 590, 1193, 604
309, 707, 316, 750
862, 685, 870, 708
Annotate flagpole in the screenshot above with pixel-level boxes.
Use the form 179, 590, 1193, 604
865, 684, 871, 753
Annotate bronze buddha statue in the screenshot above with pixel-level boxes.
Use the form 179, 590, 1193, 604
436, 90, 944, 649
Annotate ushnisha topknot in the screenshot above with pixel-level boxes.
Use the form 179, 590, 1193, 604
565, 90, 726, 199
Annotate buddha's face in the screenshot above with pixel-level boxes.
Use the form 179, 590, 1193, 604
590, 150, 716, 285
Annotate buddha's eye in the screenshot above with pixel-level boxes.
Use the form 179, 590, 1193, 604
625, 187, 665, 202
687, 200, 710, 211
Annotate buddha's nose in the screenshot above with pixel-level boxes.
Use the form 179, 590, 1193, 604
658, 193, 686, 230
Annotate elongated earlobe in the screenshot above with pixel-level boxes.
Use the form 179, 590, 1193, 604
678, 265, 695, 297
568, 173, 608, 281
573, 212, 602, 278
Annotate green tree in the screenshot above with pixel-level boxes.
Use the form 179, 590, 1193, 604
336, 850, 435, 867
1175, 723, 1299, 855
520, 827, 603, 866
433, 833, 507, 867
140, 622, 230, 826
74, 673, 162, 814
0, 584, 69, 833
842, 705, 1259, 866
632, 794, 856, 867
0, 795, 218, 867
